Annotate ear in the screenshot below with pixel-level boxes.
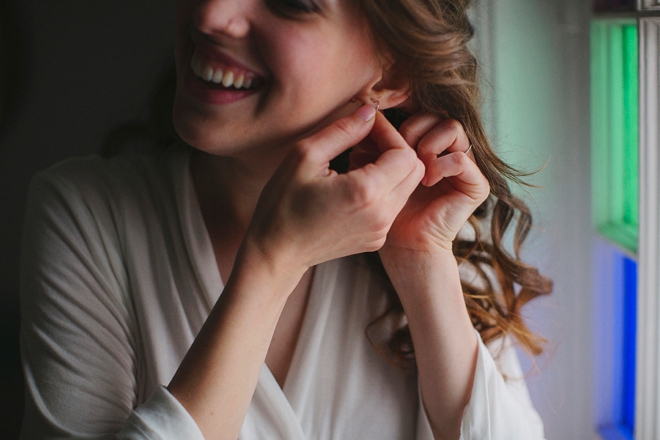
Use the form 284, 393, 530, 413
356, 62, 411, 110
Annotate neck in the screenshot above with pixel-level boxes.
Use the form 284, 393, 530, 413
191, 148, 281, 231
190, 147, 286, 283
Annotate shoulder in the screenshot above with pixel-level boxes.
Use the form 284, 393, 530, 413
27, 146, 190, 228
23, 145, 193, 286
21, 146, 195, 333
32, 146, 186, 202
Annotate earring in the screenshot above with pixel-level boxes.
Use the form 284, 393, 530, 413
370, 98, 380, 112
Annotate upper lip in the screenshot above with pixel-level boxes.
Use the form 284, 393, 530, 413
190, 31, 266, 79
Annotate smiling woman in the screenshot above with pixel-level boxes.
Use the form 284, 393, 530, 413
173, 0, 387, 156
19, 0, 549, 439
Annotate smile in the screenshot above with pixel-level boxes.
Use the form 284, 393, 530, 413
190, 51, 263, 90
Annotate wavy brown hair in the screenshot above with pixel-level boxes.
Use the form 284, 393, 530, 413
355, 0, 553, 363
104, 0, 552, 363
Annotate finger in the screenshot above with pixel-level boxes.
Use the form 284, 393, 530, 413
348, 112, 421, 193
423, 152, 489, 198
398, 112, 445, 149
301, 103, 377, 165
416, 119, 470, 168
350, 141, 422, 194
389, 157, 425, 204
368, 111, 411, 153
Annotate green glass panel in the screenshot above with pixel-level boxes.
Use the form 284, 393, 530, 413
591, 20, 639, 254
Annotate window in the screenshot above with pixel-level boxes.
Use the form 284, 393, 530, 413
591, 18, 638, 253
592, 2, 660, 439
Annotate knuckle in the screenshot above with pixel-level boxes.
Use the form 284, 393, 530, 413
350, 180, 377, 206
372, 213, 391, 232
398, 121, 417, 144
445, 118, 464, 135
416, 136, 434, 156
480, 181, 492, 201
407, 153, 423, 174
293, 142, 313, 161
365, 242, 380, 252
458, 150, 472, 164
296, 141, 328, 166
365, 237, 386, 252
449, 150, 466, 166
401, 144, 418, 162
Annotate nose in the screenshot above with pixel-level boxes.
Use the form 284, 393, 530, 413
193, 0, 252, 39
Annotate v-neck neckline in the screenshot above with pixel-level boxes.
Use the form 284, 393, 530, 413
245, 264, 326, 440
280, 259, 339, 407
176, 147, 344, 431
278, 263, 323, 395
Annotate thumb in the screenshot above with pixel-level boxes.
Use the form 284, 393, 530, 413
302, 104, 377, 165
369, 110, 410, 154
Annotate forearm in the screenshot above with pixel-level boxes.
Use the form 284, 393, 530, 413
167, 246, 305, 440
381, 248, 478, 440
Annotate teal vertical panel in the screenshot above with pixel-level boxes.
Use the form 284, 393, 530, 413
622, 25, 638, 227
590, 20, 639, 253
609, 25, 625, 225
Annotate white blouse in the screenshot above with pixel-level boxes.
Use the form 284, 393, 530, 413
20, 145, 545, 439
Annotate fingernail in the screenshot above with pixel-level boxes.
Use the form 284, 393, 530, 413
355, 104, 376, 122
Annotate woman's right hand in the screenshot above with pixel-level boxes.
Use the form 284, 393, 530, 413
242, 104, 425, 278
169, 105, 423, 440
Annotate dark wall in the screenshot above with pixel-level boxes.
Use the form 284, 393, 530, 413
0, 1, 174, 436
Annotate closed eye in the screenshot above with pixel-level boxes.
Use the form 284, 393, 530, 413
264, 0, 321, 18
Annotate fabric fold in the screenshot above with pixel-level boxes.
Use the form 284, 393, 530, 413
240, 365, 308, 440
20, 149, 546, 440
119, 386, 205, 440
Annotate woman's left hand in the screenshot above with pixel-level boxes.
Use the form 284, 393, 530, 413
352, 112, 488, 438
351, 112, 490, 255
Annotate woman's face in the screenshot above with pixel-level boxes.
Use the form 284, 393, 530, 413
173, 0, 385, 159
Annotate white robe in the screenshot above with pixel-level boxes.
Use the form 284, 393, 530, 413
20, 145, 546, 439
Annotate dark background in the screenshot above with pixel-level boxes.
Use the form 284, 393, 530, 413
0, 1, 174, 436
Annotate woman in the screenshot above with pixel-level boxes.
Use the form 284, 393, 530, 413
20, 0, 551, 439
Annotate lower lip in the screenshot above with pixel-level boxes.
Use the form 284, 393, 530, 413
183, 66, 258, 105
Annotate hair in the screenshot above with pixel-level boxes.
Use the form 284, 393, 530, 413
103, 0, 552, 364
352, 0, 553, 364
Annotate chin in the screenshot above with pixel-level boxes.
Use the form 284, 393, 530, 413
172, 107, 206, 151
173, 97, 231, 154
173, 106, 265, 161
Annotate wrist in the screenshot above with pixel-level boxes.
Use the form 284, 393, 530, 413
380, 245, 457, 276
232, 236, 309, 302
379, 246, 462, 304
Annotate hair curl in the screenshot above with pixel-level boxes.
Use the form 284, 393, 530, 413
354, 0, 553, 364
103, 0, 553, 364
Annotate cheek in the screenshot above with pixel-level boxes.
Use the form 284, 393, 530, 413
264, 29, 381, 112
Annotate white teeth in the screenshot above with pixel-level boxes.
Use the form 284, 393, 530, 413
202, 66, 214, 82
190, 55, 257, 89
211, 68, 224, 84
222, 71, 234, 88
191, 55, 203, 77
